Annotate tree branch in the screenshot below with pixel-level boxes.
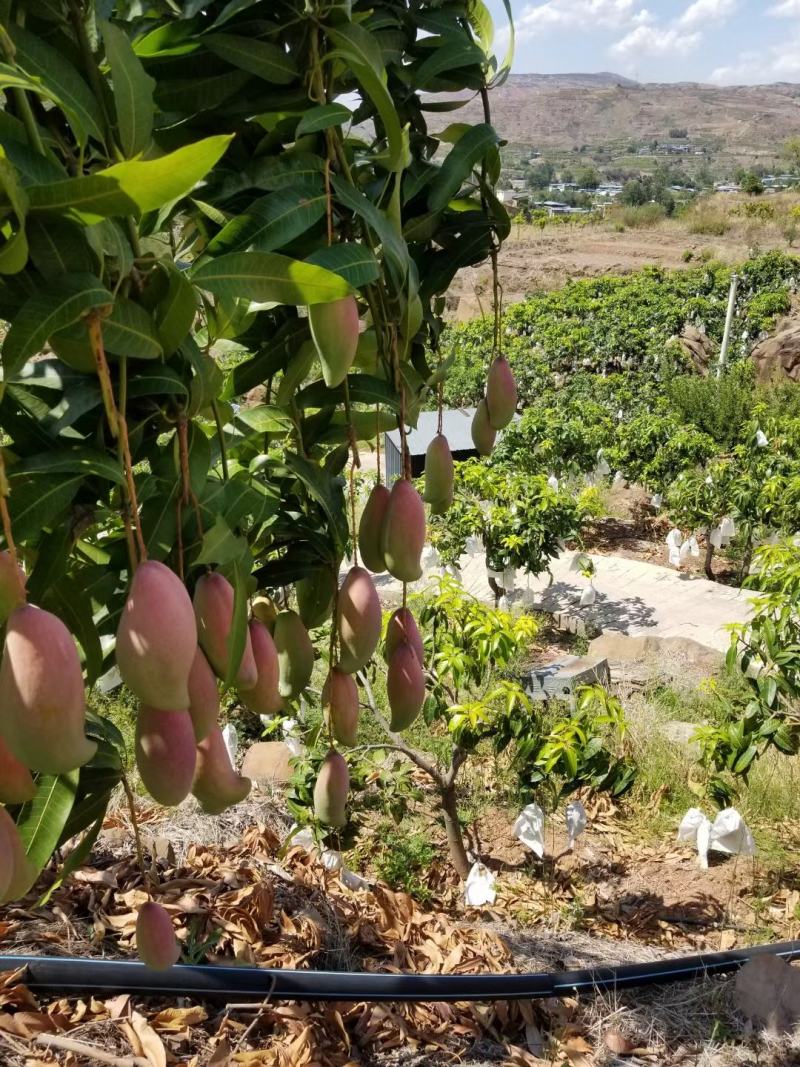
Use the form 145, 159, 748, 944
357, 670, 445, 788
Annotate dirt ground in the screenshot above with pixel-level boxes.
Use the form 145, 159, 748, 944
450, 207, 793, 318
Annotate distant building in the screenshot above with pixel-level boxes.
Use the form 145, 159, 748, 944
534, 201, 590, 216
383, 409, 479, 482
714, 182, 741, 193
510, 178, 527, 191
594, 183, 623, 198
497, 189, 519, 209
548, 181, 578, 193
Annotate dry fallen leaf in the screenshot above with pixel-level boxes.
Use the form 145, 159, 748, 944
129, 1011, 167, 1067
604, 1029, 637, 1055
151, 1005, 208, 1032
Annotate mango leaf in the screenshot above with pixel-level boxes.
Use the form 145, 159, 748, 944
140, 482, 179, 561
412, 38, 485, 90
236, 404, 294, 433
205, 187, 327, 258
13, 446, 124, 485
10, 26, 105, 147
224, 554, 250, 689
28, 135, 234, 224
155, 69, 250, 115
191, 251, 353, 305
296, 102, 352, 136
125, 364, 189, 397
331, 175, 408, 283
297, 373, 399, 411
427, 123, 500, 211
325, 23, 404, 173
15, 770, 81, 886
204, 33, 297, 84
284, 451, 348, 549
104, 297, 164, 359
44, 575, 105, 684
2, 273, 112, 377
100, 18, 156, 158
195, 512, 248, 567
306, 243, 381, 287
26, 216, 97, 280
154, 267, 197, 355
0, 147, 28, 275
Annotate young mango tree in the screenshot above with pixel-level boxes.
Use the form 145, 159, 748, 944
0, 0, 522, 967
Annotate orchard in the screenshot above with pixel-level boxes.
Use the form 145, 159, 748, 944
0, 0, 516, 968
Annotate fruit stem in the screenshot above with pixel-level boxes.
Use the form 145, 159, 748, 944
177, 414, 206, 539
211, 398, 229, 482
122, 772, 149, 890
375, 404, 382, 485
0, 451, 19, 566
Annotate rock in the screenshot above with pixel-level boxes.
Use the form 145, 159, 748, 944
143, 836, 176, 865
750, 321, 800, 384
677, 324, 717, 375
734, 955, 800, 1034
661, 720, 701, 755
241, 741, 294, 786
589, 633, 723, 676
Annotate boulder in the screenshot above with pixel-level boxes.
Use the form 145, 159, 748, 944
241, 741, 294, 787
589, 633, 723, 677
734, 955, 800, 1034
750, 321, 800, 384
677, 325, 717, 375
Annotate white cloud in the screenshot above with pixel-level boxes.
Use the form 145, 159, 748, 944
611, 24, 701, 57
509, 0, 649, 44
768, 0, 800, 15
677, 0, 738, 30
709, 30, 800, 82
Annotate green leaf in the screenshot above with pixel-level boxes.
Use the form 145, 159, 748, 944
7, 473, 83, 542
101, 19, 156, 158
224, 555, 250, 688
413, 38, 485, 90
325, 23, 405, 173
154, 267, 197, 355
205, 187, 327, 258
10, 26, 105, 147
140, 482, 179, 561
26, 216, 97, 280
305, 243, 381, 287
295, 103, 352, 136
235, 404, 294, 434
196, 512, 249, 567
427, 124, 500, 212
296, 373, 399, 411
104, 297, 164, 359
174, 420, 210, 497
15, 770, 80, 887
13, 446, 124, 485
284, 451, 347, 549
204, 33, 297, 85
0, 147, 28, 275
39, 811, 104, 906
331, 175, 408, 283
155, 69, 250, 115
125, 364, 189, 397
44, 574, 105, 684
28, 135, 234, 224
2, 273, 112, 377
191, 251, 353, 306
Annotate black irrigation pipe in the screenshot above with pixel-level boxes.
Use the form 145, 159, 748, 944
3, 940, 800, 1003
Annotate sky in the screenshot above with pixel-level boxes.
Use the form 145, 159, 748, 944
485, 0, 800, 84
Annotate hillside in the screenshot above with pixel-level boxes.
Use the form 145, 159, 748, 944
450, 74, 800, 159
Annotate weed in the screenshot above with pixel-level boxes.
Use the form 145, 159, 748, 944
373, 824, 437, 903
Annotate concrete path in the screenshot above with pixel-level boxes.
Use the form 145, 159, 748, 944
370, 550, 755, 653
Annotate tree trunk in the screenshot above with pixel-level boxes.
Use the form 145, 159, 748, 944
439, 783, 471, 880
704, 532, 716, 581
740, 536, 753, 584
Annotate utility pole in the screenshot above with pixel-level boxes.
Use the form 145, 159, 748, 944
717, 272, 739, 378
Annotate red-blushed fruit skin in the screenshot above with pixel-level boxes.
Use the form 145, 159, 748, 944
0, 734, 36, 805
423, 434, 454, 512
485, 355, 517, 430
116, 560, 197, 710
0, 551, 26, 626
273, 609, 314, 699
187, 648, 219, 743
313, 748, 349, 827
387, 641, 426, 732
194, 572, 258, 688
322, 668, 359, 747
381, 480, 425, 583
335, 566, 381, 674
0, 605, 96, 775
135, 705, 197, 807
0, 805, 37, 903
136, 901, 180, 970
308, 295, 360, 388
239, 619, 282, 716
192, 725, 251, 815
358, 483, 390, 574
384, 607, 424, 667
471, 398, 496, 456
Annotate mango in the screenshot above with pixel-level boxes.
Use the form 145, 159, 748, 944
308, 295, 359, 388
423, 433, 454, 515
192, 725, 251, 815
387, 641, 426, 732
135, 705, 197, 806
358, 483, 390, 574
116, 560, 197, 710
0, 736, 36, 805
313, 748, 349, 827
136, 901, 180, 970
273, 609, 314, 699
238, 619, 282, 716
296, 568, 336, 630
471, 399, 496, 456
187, 648, 219, 743
0, 805, 37, 903
252, 594, 278, 633
384, 607, 424, 667
381, 479, 425, 582
322, 668, 359, 747
0, 605, 96, 774
194, 572, 258, 688
485, 355, 517, 430
0, 551, 26, 625
335, 566, 381, 674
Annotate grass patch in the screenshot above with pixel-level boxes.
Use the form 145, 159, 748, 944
370, 823, 438, 903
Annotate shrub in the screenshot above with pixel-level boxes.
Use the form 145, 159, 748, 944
620, 203, 666, 228
688, 206, 730, 236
